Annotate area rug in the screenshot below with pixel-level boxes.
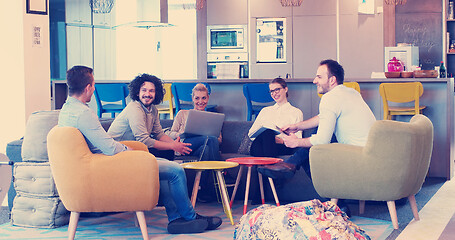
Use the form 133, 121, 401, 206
0, 202, 393, 240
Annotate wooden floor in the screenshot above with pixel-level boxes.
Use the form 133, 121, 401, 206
396, 179, 455, 240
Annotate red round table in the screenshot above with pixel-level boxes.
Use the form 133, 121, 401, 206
226, 157, 282, 214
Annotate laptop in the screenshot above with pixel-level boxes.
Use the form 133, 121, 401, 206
180, 110, 225, 139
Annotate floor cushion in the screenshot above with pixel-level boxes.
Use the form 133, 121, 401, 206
234, 199, 370, 240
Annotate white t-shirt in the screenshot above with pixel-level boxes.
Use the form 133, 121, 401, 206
310, 85, 376, 146
248, 102, 303, 140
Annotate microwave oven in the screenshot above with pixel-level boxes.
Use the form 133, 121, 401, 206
207, 25, 247, 53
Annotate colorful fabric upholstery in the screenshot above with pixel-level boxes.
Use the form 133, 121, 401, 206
234, 199, 370, 239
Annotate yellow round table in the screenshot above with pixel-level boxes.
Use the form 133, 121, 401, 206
180, 161, 239, 225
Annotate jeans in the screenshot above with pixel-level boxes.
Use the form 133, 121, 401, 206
285, 129, 337, 180
149, 148, 175, 161
157, 158, 196, 222
184, 135, 221, 161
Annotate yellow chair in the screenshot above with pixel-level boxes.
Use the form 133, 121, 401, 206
379, 82, 426, 120
157, 83, 175, 119
47, 126, 159, 240
318, 81, 360, 98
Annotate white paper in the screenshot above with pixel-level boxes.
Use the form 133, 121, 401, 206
358, 0, 375, 15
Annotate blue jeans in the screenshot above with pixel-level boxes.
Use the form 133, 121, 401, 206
285, 129, 337, 180
184, 135, 221, 161
157, 158, 196, 222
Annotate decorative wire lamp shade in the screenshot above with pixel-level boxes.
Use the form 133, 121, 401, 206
280, 0, 303, 7
384, 0, 407, 5
90, 0, 115, 13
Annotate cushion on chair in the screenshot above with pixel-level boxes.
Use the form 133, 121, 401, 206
234, 199, 370, 240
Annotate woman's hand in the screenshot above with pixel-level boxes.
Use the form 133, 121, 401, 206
173, 137, 192, 155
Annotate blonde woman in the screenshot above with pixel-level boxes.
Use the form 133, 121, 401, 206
168, 83, 221, 161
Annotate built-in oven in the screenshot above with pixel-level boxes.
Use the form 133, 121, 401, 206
207, 25, 248, 53
207, 52, 248, 79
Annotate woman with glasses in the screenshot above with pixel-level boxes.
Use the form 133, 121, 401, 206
247, 78, 303, 157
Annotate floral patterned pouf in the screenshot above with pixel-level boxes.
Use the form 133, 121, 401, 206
234, 199, 371, 240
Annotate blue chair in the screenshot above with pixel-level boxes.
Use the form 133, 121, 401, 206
171, 82, 217, 113
243, 83, 274, 121
94, 83, 129, 118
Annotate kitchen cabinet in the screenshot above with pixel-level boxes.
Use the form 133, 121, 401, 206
292, 15, 337, 78
94, 28, 116, 80
65, 0, 91, 25
207, 0, 247, 25
446, 0, 455, 77
93, 4, 116, 28
249, 0, 292, 18
66, 26, 93, 68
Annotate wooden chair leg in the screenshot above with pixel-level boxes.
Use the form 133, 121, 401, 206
387, 201, 399, 229
359, 200, 365, 214
136, 211, 149, 240
68, 212, 80, 240
408, 195, 420, 221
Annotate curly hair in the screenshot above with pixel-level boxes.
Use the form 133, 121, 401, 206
128, 74, 164, 105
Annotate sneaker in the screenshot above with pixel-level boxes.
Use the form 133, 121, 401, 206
196, 214, 222, 230
167, 217, 208, 234
257, 161, 296, 180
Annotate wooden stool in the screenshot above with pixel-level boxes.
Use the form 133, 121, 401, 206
180, 161, 239, 225
226, 157, 281, 215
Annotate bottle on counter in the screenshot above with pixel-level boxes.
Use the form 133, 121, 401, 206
450, 1, 454, 20
440, 61, 447, 78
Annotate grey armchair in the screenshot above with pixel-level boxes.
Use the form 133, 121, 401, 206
309, 114, 433, 229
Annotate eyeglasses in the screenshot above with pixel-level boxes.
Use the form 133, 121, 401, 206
269, 87, 283, 94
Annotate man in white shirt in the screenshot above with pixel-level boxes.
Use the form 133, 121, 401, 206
258, 59, 376, 180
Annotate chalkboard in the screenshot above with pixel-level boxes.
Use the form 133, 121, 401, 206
395, 11, 442, 70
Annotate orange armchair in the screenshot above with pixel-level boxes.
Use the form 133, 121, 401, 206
47, 126, 159, 240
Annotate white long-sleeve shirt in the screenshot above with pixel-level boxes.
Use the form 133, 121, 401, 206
310, 85, 376, 146
248, 102, 303, 140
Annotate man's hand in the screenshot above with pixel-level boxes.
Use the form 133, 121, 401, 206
282, 133, 301, 148
280, 123, 299, 135
173, 137, 192, 155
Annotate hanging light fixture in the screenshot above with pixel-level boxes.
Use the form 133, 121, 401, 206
89, 0, 115, 13
384, 0, 407, 5
280, 0, 303, 7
